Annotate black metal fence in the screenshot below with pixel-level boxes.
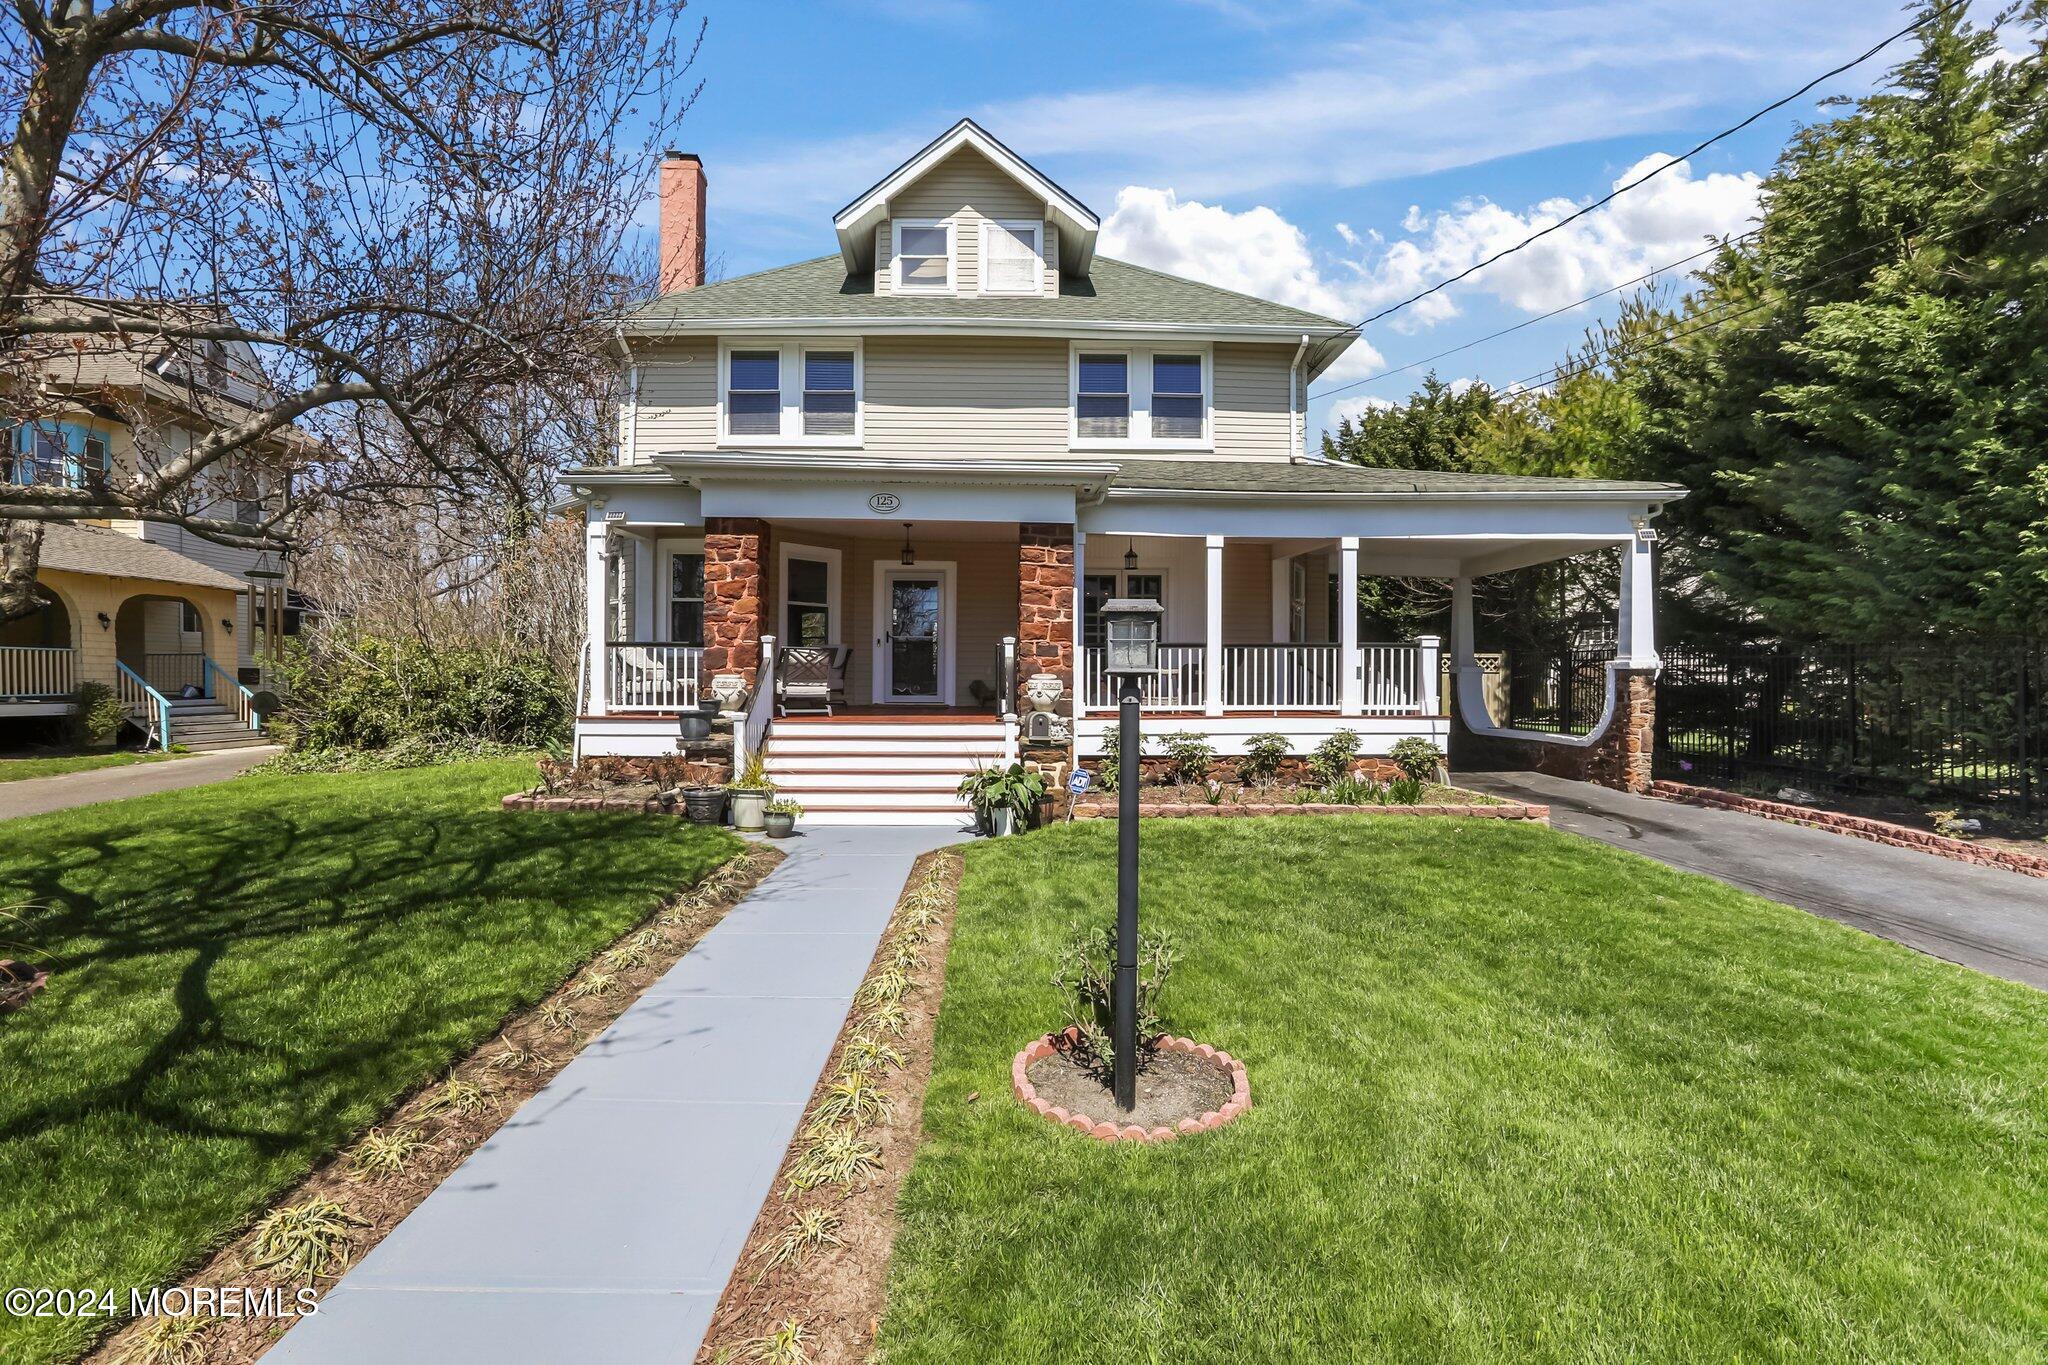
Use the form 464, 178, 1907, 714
1505, 637, 1614, 737
1654, 640, 2044, 812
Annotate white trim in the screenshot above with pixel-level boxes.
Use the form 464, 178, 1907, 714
871, 560, 957, 705
715, 338, 864, 449
777, 541, 843, 649
628, 317, 1353, 343
1067, 342, 1212, 452
978, 219, 1045, 297
659, 539, 706, 644
891, 219, 956, 295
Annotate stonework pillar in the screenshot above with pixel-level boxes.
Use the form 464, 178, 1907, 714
1017, 523, 1075, 757
703, 517, 767, 687
1448, 664, 1656, 795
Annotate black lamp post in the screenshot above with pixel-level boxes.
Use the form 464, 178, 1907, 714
1099, 595, 1163, 1112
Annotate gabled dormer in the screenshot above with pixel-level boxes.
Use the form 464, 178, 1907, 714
832, 119, 1099, 298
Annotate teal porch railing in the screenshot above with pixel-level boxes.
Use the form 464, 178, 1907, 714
204, 658, 263, 732
114, 660, 173, 751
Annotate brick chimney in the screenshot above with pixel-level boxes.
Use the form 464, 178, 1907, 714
658, 151, 706, 293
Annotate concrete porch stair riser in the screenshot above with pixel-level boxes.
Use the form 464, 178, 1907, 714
766, 715, 1005, 827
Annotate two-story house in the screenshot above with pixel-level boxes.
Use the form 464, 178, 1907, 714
1, 305, 293, 751
564, 120, 1681, 822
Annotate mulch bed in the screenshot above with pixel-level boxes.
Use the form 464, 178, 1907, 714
84, 845, 783, 1365
695, 850, 962, 1365
1025, 1048, 1231, 1131
1061, 782, 1546, 822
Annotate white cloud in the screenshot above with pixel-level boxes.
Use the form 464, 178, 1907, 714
1325, 394, 1393, 429
1100, 187, 1346, 317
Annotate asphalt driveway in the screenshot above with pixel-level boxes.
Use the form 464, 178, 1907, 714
1460, 770, 2048, 991
0, 746, 278, 820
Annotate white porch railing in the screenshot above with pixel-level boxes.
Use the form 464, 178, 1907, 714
605, 643, 703, 712
0, 645, 75, 699
1223, 644, 1341, 711
1082, 644, 1206, 711
1359, 643, 1427, 715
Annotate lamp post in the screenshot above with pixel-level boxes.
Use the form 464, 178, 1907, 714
1099, 595, 1163, 1113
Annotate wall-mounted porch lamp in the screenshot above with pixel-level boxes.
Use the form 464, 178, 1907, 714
1099, 594, 1164, 1113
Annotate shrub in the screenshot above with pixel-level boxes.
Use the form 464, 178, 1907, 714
1387, 774, 1426, 804
1051, 918, 1177, 1082
69, 681, 130, 746
1309, 728, 1361, 785
266, 629, 568, 753
1160, 730, 1216, 785
1238, 731, 1291, 786
1315, 776, 1386, 806
1389, 736, 1446, 782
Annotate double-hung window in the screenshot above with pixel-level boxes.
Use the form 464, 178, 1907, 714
785, 556, 832, 646
6, 421, 110, 488
669, 552, 705, 646
802, 350, 856, 437
726, 351, 781, 437
1070, 346, 1209, 449
720, 342, 862, 444
980, 220, 1042, 295
894, 221, 952, 293
1075, 354, 1130, 440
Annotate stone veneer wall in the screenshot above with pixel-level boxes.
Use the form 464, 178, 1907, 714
1017, 522, 1074, 765
1449, 665, 1655, 795
703, 517, 768, 687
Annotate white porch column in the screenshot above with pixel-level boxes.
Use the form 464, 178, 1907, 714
1338, 535, 1362, 715
1070, 530, 1086, 730
631, 532, 657, 640
584, 519, 610, 717
1616, 533, 1659, 668
1204, 534, 1225, 717
1449, 575, 1477, 670
1270, 552, 1291, 642
1416, 634, 1443, 716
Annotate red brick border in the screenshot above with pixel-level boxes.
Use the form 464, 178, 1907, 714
1650, 780, 2048, 880
1066, 801, 1548, 822
1012, 1030, 1250, 1143
501, 793, 685, 814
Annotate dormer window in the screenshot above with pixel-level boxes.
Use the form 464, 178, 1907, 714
980, 220, 1043, 295
893, 220, 953, 293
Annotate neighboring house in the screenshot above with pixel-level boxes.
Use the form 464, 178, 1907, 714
1, 304, 294, 750
563, 120, 1682, 822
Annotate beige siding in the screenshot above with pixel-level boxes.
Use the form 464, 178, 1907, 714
625, 336, 1302, 462
833, 533, 1018, 706
873, 222, 892, 297
633, 339, 717, 458
1222, 542, 1272, 643
885, 146, 1048, 297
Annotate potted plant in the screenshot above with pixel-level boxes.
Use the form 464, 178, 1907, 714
956, 763, 1047, 836
681, 783, 727, 824
762, 798, 803, 838
726, 754, 773, 831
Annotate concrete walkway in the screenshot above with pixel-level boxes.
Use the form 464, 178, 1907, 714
1462, 770, 2048, 990
0, 745, 278, 820
269, 824, 965, 1365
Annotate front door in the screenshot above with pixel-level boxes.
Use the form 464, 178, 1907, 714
883, 573, 942, 701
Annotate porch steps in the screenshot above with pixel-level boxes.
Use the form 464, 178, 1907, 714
162, 700, 270, 752
766, 715, 1005, 826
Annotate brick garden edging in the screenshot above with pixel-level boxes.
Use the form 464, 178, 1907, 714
1013, 1030, 1250, 1143
1650, 780, 2048, 880
1066, 800, 1548, 822
501, 793, 687, 814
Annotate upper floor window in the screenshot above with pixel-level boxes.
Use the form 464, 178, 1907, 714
894, 220, 953, 293
4, 421, 110, 488
980, 220, 1043, 296
1069, 346, 1210, 450
719, 340, 863, 446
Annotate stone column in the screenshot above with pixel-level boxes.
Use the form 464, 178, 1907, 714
1018, 522, 1075, 761
703, 517, 768, 689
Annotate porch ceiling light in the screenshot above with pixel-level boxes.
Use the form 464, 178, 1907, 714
1123, 539, 1138, 572
1100, 596, 1164, 678
900, 522, 915, 566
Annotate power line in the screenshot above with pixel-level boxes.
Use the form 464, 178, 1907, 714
1323, 0, 1966, 343
1309, 228, 1760, 403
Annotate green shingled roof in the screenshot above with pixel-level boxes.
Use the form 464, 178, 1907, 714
1107, 459, 1683, 497
621, 255, 1354, 333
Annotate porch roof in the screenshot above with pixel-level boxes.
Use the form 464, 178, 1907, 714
1105, 458, 1685, 502
36, 523, 247, 592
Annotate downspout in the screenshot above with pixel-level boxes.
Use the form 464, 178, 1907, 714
1288, 333, 1309, 461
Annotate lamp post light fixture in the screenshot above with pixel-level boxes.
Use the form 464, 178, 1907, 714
1098, 595, 1163, 1113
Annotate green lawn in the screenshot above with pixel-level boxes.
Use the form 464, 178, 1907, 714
0, 759, 740, 1364
0, 750, 180, 782
880, 818, 2048, 1362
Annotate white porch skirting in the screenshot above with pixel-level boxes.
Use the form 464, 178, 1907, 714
1072, 714, 1448, 759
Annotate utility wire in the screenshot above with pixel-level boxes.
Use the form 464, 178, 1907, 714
1322, 0, 1966, 344
1309, 229, 1760, 403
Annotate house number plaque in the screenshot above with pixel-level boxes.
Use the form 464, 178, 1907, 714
867, 492, 901, 515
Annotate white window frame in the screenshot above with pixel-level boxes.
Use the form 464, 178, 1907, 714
892, 218, 955, 295
1068, 343, 1211, 451
663, 539, 707, 645
776, 541, 843, 648
978, 218, 1045, 297
717, 338, 864, 448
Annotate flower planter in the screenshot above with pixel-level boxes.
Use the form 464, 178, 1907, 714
1012, 1030, 1250, 1143
763, 810, 796, 838
681, 785, 727, 824
728, 788, 769, 832
677, 708, 717, 742
988, 806, 1016, 837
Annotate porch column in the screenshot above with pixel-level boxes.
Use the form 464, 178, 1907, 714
1070, 530, 1086, 732
1616, 532, 1658, 668
1338, 535, 1362, 715
631, 532, 657, 640
1449, 575, 1477, 670
703, 516, 767, 689
1416, 634, 1443, 716
1018, 522, 1075, 725
1270, 553, 1291, 641
584, 519, 609, 717
1204, 535, 1225, 717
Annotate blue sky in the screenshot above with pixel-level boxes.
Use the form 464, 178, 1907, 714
659, 0, 1996, 440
